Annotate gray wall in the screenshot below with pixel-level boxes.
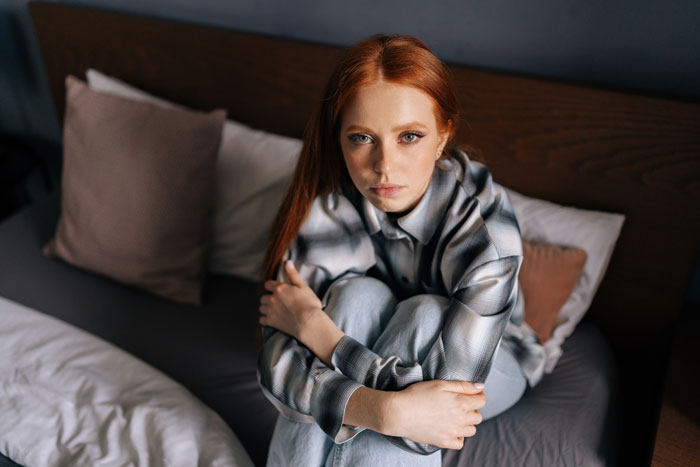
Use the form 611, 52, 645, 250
1, 0, 699, 145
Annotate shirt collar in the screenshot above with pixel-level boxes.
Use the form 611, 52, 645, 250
362, 163, 454, 245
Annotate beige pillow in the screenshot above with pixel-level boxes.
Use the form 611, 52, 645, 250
85, 68, 302, 282
519, 240, 588, 343
42, 76, 226, 306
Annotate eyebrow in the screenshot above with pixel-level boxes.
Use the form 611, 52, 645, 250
344, 122, 430, 133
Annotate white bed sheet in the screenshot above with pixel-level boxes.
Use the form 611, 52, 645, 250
0, 296, 253, 467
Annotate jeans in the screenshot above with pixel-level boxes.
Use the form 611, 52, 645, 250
266, 276, 527, 467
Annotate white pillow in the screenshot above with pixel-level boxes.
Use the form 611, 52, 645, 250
504, 187, 625, 372
86, 69, 302, 282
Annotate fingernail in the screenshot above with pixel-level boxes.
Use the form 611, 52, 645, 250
286, 260, 295, 269
473, 383, 484, 390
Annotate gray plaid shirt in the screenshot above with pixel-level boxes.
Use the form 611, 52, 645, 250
257, 149, 545, 454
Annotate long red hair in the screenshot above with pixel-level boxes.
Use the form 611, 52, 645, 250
261, 35, 459, 283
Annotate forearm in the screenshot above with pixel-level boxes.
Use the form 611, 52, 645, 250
298, 308, 346, 368
344, 386, 440, 455
343, 386, 391, 433
344, 380, 484, 455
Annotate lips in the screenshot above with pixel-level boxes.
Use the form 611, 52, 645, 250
370, 184, 404, 197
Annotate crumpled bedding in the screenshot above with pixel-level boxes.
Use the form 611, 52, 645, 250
0, 296, 253, 467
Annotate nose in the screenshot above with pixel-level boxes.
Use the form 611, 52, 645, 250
373, 143, 394, 175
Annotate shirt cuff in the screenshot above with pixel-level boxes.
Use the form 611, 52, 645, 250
502, 320, 546, 387
330, 335, 379, 385
310, 368, 366, 444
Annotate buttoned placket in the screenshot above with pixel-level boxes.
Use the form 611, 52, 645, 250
377, 217, 418, 294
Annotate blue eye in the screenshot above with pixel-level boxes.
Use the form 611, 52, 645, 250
349, 134, 372, 144
401, 132, 425, 144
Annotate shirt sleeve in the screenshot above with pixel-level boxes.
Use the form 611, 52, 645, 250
256, 318, 366, 444
256, 193, 377, 444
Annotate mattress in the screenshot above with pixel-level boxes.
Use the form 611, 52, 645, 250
0, 190, 619, 466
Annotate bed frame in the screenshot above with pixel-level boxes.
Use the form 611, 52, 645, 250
29, 1, 700, 463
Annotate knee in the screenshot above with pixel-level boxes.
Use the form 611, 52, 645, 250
323, 276, 393, 308
371, 294, 449, 363
322, 276, 396, 326
381, 294, 449, 343
332, 275, 392, 293
393, 294, 450, 326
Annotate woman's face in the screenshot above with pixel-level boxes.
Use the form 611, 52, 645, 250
339, 80, 449, 215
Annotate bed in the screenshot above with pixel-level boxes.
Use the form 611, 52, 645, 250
1, 1, 699, 466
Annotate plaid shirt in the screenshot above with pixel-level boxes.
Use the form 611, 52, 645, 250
257, 149, 545, 454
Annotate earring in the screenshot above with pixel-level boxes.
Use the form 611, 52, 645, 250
435, 148, 442, 160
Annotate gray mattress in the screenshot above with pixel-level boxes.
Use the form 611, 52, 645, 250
0, 190, 618, 466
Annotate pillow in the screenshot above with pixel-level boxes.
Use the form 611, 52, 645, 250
505, 187, 625, 372
519, 240, 587, 344
86, 69, 303, 282
42, 76, 226, 306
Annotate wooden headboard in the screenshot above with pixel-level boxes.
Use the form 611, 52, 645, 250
29, 1, 700, 462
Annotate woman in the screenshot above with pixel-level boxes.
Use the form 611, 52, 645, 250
257, 35, 545, 467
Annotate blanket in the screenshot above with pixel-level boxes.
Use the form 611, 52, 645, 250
0, 296, 253, 466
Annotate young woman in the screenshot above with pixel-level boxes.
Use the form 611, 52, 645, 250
256, 35, 545, 467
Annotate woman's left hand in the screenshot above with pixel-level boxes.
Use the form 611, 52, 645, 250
260, 261, 346, 366
260, 261, 324, 341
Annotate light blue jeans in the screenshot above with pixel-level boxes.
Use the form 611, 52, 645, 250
266, 276, 527, 467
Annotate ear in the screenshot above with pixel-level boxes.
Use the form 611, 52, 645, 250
438, 119, 453, 150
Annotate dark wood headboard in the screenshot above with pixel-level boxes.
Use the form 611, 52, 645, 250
29, 1, 700, 462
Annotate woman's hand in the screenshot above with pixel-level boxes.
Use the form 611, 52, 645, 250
383, 380, 486, 450
260, 261, 324, 340
260, 261, 345, 366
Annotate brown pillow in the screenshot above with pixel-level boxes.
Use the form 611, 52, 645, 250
519, 240, 587, 343
42, 75, 226, 306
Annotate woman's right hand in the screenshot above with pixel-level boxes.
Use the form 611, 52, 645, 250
382, 380, 486, 450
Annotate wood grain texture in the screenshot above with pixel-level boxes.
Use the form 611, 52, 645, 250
30, 2, 341, 138
28, 1, 700, 464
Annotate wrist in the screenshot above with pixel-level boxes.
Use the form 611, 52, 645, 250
376, 388, 399, 435
298, 307, 333, 342
300, 308, 345, 367
344, 387, 396, 435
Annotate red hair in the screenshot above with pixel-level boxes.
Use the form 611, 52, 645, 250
261, 35, 459, 283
